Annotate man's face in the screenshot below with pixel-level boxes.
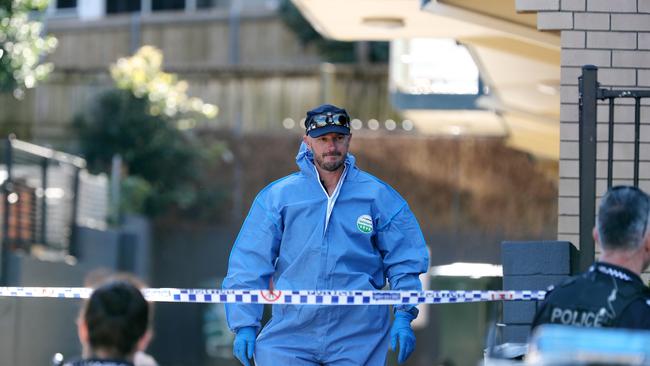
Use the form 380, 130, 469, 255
304, 132, 351, 172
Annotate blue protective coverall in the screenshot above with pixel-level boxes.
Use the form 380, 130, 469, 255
223, 142, 430, 365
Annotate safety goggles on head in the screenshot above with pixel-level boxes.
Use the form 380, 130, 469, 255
306, 113, 350, 133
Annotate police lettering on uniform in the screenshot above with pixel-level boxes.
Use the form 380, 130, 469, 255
532, 186, 650, 330
549, 307, 607, 327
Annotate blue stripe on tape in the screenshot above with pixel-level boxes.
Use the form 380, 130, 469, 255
0, 287, 547, 304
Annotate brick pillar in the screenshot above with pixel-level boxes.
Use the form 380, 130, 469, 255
517, 0, 650, 252
501, 241, 577, 343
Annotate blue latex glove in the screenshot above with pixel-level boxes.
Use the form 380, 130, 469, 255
233, 326, 256, 366
390, 310, 416, 364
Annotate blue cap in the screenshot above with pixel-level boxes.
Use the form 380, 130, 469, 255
304, 104, 351, 137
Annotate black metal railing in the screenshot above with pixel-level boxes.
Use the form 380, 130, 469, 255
0, 136, 109, 282
1, 136, 86, 253
578, 65, 650, 271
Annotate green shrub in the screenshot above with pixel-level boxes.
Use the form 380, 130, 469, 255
0, 0, 57, 98
74, 46, 224, 219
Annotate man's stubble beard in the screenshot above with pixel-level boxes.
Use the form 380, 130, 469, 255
316, 154, 344, 172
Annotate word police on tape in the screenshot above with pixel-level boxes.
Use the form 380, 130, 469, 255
0, 287, 546, 304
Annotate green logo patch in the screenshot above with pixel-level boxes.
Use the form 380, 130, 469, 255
356, 215, 373, 233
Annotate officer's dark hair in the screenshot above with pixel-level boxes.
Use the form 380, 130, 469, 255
82, 280, 149, 357
597, 185, 650, 251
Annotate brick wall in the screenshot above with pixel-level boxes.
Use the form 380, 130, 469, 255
516, 0, 650, 251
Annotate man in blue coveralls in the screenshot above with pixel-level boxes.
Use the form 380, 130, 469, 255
223, 104, 430, 365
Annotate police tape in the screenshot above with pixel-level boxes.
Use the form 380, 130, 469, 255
0, 287, 547, 304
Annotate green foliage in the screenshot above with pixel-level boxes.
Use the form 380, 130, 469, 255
75, 89, 199, 215
74, 46, 225, 219
110, 45, 217, 121
0, 0, 57, 98
119, 176, 152, 216
277, 0, 389, 63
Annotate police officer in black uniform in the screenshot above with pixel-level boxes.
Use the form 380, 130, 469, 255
532, 185, 650, 330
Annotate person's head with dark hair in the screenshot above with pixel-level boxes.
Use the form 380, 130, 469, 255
77, 280, 151, 362
595, 185, 650, 274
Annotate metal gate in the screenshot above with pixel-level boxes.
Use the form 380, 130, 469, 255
0, 136, 110, 283
578, 65, 650, 271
